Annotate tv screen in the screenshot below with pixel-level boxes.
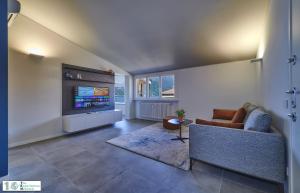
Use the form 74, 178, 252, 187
74, 86, 110, 108
78, 87, 109, 97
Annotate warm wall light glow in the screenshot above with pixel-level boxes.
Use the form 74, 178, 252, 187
28, 47, 44, 56
257, 38, 265, 58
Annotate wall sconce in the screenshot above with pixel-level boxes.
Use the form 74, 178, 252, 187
28, 48, 44, 58
250, 58, 263, 63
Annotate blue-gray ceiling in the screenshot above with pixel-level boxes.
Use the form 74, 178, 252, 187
19, 0, 268, 74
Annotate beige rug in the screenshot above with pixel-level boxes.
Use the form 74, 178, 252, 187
107, 123, 190, 170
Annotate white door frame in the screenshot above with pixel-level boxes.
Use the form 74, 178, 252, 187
289, 0, 300, 192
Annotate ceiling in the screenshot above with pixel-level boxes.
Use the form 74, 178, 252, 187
18, 0, 268, 74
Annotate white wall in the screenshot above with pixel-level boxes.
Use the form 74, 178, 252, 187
257, 0, 290, 136
256, 0, 292, 191
114, 75, 135, 119
115, 104, 126, 116
8, 50, 63, 147
135, 60, 258, 120
125, 75, 136, 119
8, 15, 129, 147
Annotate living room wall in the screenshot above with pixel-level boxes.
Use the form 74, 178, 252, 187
8, 15, 130, 147
257, 0, 290, 138
175, 60, 259, 119
135, 60, 259, 120
256, 0, 299, 192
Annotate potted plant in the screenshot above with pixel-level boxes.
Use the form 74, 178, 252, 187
176, 109, 185, 122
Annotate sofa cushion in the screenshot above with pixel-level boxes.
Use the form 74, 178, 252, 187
244, 109, 272, 132
212, 109, 237, 120
196, 119, 244, 129
212, 119, 232, 123
232, 108, 247, 123
243, 103, 259, 123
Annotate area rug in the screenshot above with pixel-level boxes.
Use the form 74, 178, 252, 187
107, 123, 190, 170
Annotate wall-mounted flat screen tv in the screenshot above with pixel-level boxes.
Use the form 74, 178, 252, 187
74, 86, 110, 108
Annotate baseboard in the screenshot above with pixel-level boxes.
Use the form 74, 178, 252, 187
8, 133, 65, 148
136, 117, 163, 121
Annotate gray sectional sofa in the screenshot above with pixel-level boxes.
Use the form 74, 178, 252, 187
189, 103, 286, 184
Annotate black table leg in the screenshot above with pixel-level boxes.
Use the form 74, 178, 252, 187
171, 123, 189, 143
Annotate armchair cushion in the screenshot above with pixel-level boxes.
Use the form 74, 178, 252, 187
212, 109, 237, 120
232, 108, 247, 123
196, 119, 244, 129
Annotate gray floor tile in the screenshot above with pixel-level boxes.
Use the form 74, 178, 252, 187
7, 119, 280, 193
41, 177, 81, 193
162, 169, 222, 193
9, 145, 32, 157
37, 144, 86, 164
221, 179, 265, 193
8, 148, 42, 169
167, 173, 208, 193
9, 162, 61, 188
66, 159, 127, 193
127, 154, 178, 185
95, 170, 159, 193
97, 127, 123, 139
54, 151, 99, 176
8, 156, 45, 178
84, 142, 131, 164
67, 127, 113, 143
30, 137, 73, 154
223, 169, 279, 193
191, 170, 222, 193
192, 160, 223, 176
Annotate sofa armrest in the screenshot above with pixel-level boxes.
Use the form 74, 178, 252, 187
195, 119, 244, 129
189, 124, 286, 183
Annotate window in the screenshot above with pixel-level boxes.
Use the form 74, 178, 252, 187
148, 76, 160, 98
136, 78, 147, 98
115, 86, 125, 103
135, 74, 175, 99
161, 75, 175, 98
115, 75, 125, 103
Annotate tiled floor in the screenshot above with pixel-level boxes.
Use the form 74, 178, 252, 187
2, 119, 280, 193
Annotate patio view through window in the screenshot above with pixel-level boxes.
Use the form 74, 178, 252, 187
115, 75, 125, 103
161, 75, 175, 98
148, 76, 160, 98
135, 74, 175, 99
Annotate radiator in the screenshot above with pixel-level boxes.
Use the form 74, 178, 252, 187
139, 102, 173, 120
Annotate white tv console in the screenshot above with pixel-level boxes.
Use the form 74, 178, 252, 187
63, 109, 122, 133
